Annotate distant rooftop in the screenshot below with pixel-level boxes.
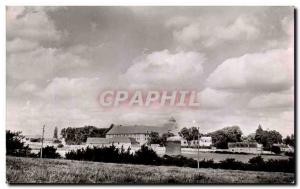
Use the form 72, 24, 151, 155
86, 136, 138, 144
106, 125, 171, 135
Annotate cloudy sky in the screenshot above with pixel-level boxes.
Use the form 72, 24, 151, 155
6, 6, 294, 137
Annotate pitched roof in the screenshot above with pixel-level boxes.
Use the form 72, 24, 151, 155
86, 137, 109, 144
106, 125, 171, 135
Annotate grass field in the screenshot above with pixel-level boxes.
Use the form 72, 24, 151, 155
6, 156, 294, 184
182, 152, 290, 163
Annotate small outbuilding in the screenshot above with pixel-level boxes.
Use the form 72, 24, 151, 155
165, 136, 181, 156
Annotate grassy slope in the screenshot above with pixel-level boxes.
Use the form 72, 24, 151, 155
6, 156, 294, 184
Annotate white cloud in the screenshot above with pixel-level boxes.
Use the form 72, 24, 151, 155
122, 50, 205, 89
198, 88, 235, 109
40, 77, 98, 96
248, 87, 294, 109
168, 15, 259, 48
206, 48, 293, 92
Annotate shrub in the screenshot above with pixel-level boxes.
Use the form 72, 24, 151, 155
134, 145, 161, 165
53, 139, 62, 144
64, 145, 295, 173
249, 156, 264, 165
30, 138, 42, 142
271, 145, 281, 154
37, 146, 61, 159
219, 158, 245, 170
285, 151, 294, 157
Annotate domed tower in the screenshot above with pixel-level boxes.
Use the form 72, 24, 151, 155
162, 117, 180, 135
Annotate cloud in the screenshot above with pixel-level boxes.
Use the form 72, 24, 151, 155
248, 87, 294, 109
14, 81, 38, 93
7, 47, 89, 80
39, 77, 101, 99
122, 50, 205, 89
7, 38, 39, 53
206, 48, 293, 92
168, 15, 259, 48
198, 88, 235, 109
6, 7, 64, 42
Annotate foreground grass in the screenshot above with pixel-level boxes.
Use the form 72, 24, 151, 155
7, 156, 294, 184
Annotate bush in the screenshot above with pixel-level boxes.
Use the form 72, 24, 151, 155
30, 138, 42, 142
64, 145, 295, 173
134, 145, 161, 165
271, 145, 281, 154
53, 139, 62, 144
249, 156, 264, 165
285, 151, 294, 157
37, 146, 61, 159
219, 158, 245, 170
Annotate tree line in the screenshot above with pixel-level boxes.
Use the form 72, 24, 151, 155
6, 130, 295, 173
177, 125, 294, 150
60, 125, 113, 145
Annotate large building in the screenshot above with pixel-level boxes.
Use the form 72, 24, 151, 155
106, 118, 177, 145
86, 136, 138, 149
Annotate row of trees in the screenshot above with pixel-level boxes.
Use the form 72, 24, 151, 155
255, 125, 283, 150
147, 132, 174, 146
177, 126, 242, 149
60, 125, 113, 145
177, 124, 293, 150
6, 130, 295, 173
65, 145, 294, 173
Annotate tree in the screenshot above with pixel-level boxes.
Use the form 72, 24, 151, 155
60, 125, 113, 145
283, 134, 295, 147
6, 130, 31, 157
260, 130, 282, 150
148, 132, 175, 146
255, 124, 264, 144
37, 146, 61, 159
178, 127, 191, 141
254, 125, 283, 150
271, 145, 281, 154
178, 127, 201, 143
209, 126, 242, 149
53, 127, 58, 139
148, 132, 161, 144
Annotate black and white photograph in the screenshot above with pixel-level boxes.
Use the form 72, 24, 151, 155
6, 6, 295, 184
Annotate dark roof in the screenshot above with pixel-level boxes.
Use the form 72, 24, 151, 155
106, 125, 171, 135
86, 137, 109, 144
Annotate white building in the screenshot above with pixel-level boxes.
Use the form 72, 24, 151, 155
228, 142, 263, 154
86, 136, 139, 149
180, 136, 212, 147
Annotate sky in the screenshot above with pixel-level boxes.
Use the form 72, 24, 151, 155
6, 6, 294, 137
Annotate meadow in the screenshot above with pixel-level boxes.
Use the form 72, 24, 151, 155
6, 156, 294, 184
182, 151, 290, 163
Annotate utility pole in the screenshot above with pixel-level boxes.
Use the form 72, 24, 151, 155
197, 126, 200, 169
193, 120, 200, 170
40, 125, 45, 158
